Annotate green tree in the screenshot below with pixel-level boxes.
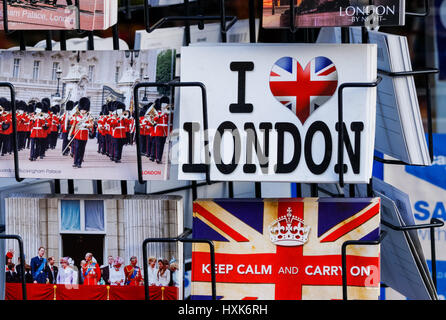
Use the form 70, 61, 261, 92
156, 49, 176, 96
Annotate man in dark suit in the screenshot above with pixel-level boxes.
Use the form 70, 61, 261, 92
5, 263, 18, 283
30, 246, 47, 283
101, 255, 114, 285
44, 256, 58, 284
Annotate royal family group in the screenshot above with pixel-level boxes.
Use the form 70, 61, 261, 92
5, 247, 179, 287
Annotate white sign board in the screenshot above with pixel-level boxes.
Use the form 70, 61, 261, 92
179, 43, 377, 183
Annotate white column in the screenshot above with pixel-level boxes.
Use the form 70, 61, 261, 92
123, 199, 177, 275
5, 198, 41, 264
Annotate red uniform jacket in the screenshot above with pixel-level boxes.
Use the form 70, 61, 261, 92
45, 113, 52, 136
153, 113, 169, 137
128, 118, 135, 134
97, 116, 106, 136
61, 113, 70, 133
111, 117, 128, 139
51, 114, 59, 132
105, 115, 113, 136
70, 115, 91, 141
17, 113, 29, 132
30, 118, 48, 139
1, 113, 13, 135
82, 262, 101, 286
140, 117, 154, 136
124, 265, 143, 286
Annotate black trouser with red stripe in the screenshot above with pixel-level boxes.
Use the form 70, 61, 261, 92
113, 137, 126, 161
62, 132, 70, 155
151, 136, 167, 162
73, 139, 87, 166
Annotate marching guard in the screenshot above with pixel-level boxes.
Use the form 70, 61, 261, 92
0, 99, 13, 156
29, 102, 49, 161
69, 97, 93, 168
150, 97, 171, 164
49, 105, 60, 150
0, 94, 173, 168
97, 105, 108, 154
110, 101, 129, 163
17, 101, 29, 151
61, 100, 75, 156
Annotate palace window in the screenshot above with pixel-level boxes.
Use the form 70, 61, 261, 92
32, 61, 40, 80
51, 62, 60, 81
60, 200, 105, 233
88, 65, 95, 82
115, 66, 120, 83
140, 67, 144, 80
12, 59, 20, 78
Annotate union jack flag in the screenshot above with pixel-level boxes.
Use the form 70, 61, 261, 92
269, 56, 338, 124
191, 198, 380, 300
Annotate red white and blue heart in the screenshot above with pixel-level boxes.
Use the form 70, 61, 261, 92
269, 56, 338, 124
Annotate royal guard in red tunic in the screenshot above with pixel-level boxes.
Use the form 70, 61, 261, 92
82, 253, 101, 286
139, 103, 153, 157
110, 102, 128, 163
61, 100, 75, 156
16, 101, 29, 151
41, 98, 52, 155
127, 114, 135, 145
29, 102, 49, 161
0, 101, 13, 156
25, 102, 35, 150
151, 97, 170, 164
70, 97, 93, 168
97, 105, 108, 154
0, 99, 5, 156
124, 256, 143, 286
49, 105, 60, 150
104, 101, 116, 158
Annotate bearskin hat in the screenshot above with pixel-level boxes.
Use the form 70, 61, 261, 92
115, 101, 125, 111
34, 102, 43, 114
41, 103, 49, 114
2, 100, 11, 112
17, 100, 27, 111
41, 97, 51, 108
50, 105, 59, 114
160, 96, 170, 105
0, 97, 7, 108
66, 100, 74, 111
108, 101, 116, 113
154, 98, 161, 111
79, 97, 90, 112
27, 102, 36, 113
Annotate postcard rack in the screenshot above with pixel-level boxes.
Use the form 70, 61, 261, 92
143, 0, 237, 44
374, 68, 439, 165
341, 231, 386, 300
381, 218, 444, 289
2, 0, 121, 51
251, 0, 443, 301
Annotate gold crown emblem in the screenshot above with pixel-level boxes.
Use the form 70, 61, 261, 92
269, 207, 310, 246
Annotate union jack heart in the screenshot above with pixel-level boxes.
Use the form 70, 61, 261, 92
269, 56, 338, 124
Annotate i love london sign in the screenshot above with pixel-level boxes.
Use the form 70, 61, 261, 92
178, 43, 378, 183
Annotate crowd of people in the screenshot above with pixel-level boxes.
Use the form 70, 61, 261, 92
5, 247, 179, 287
0, 94, 172, 168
